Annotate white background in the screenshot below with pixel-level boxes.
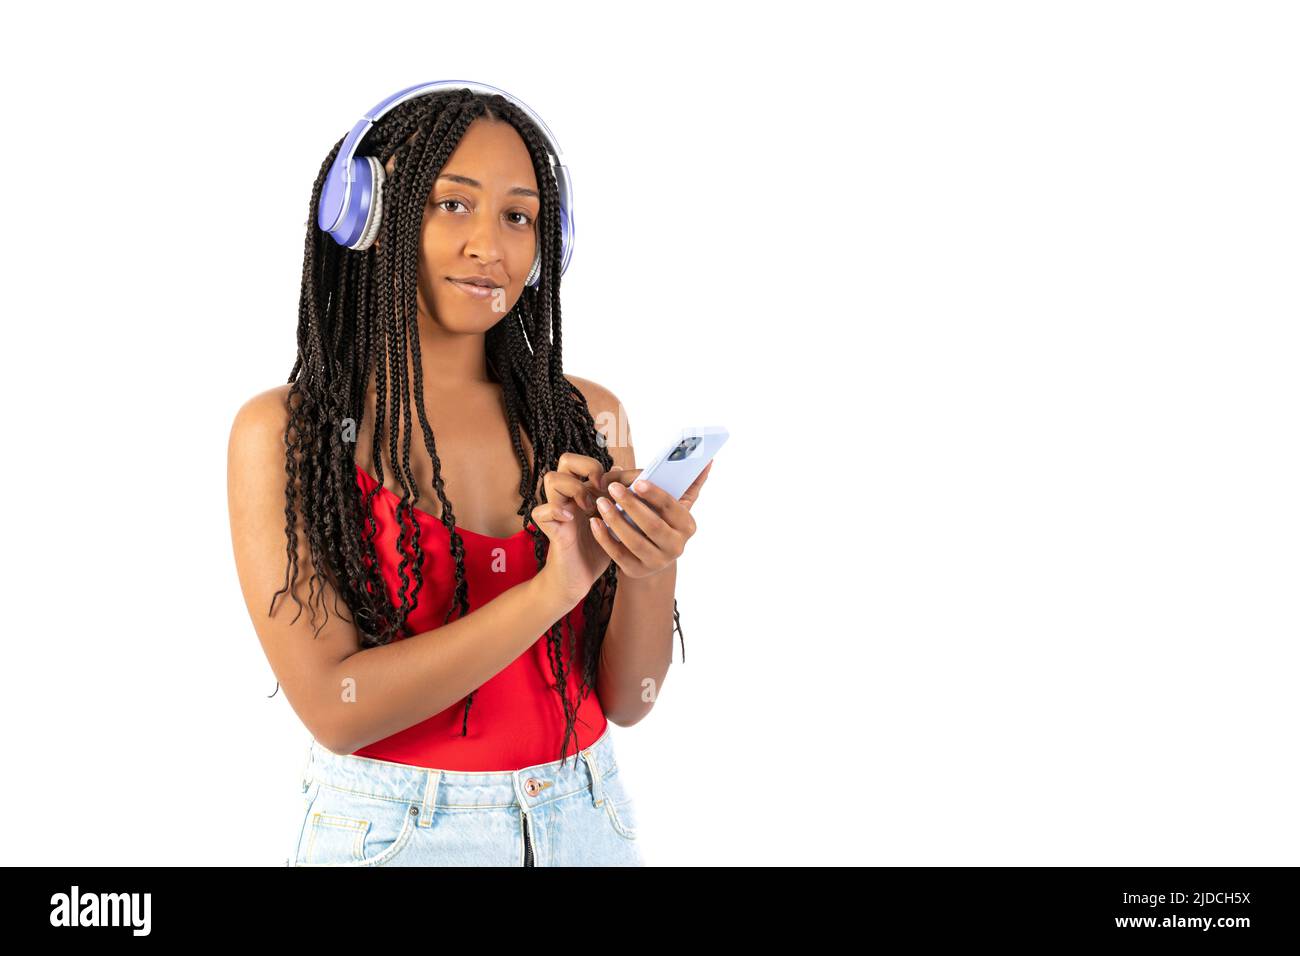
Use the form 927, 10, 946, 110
1, 0, 1295, 866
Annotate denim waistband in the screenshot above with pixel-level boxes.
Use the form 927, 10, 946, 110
298, 722, 620, 823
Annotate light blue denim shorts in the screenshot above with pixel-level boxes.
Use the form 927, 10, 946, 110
287, 722, 644, 866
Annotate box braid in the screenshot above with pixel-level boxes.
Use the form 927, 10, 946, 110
268, 89, 684, 767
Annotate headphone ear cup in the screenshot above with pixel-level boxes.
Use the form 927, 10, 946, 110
525, 249, 541, 287
353, 156, 386, 251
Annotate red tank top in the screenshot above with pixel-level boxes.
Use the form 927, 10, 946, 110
348, 463, 608, 771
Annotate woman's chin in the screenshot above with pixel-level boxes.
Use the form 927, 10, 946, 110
431, 304, 513, 334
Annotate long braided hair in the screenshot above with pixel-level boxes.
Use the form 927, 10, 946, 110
267, 88, 683, 767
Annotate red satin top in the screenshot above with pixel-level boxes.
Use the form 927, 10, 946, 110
348, 463, 607, 771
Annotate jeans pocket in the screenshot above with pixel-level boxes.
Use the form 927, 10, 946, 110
296, 784, 419, 866
601, 772, 639, 842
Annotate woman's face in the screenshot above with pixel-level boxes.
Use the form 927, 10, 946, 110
383, 117, 541, 334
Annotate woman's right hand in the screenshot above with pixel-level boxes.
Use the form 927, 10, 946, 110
530, 453, 614, 606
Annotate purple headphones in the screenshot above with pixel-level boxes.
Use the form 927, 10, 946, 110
316, 80, 574, 287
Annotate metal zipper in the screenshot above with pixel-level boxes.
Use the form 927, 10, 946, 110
522, 810, 535, 867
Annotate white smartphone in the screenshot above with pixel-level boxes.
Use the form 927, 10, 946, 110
604, 425, 729, 542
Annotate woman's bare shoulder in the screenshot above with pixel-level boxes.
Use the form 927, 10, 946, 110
564, 373, 622, 417
564, 374, 635, 468
228, 383, 293, 472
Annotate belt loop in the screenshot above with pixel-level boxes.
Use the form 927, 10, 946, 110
581, 747, 604, 808
419, 768, 442, 828
298, 741, 315, 791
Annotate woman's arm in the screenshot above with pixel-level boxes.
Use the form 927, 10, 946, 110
321, 574, 572, 754
598, 562, 678, 726
562, 374, 681, 727
227, 385, 576, 755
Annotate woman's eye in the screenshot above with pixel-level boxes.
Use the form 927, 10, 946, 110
434, 200, 532, 226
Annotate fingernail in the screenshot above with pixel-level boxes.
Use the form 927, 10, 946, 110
589, 517, 600, 532
561, 508, 573, 519
597, 497, 611, 511
634, 480, 649, 493
608, 482, 625, 499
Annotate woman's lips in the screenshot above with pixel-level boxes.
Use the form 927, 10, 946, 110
447, 278, 502, 300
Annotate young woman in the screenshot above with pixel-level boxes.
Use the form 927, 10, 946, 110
226, 84, 711, 866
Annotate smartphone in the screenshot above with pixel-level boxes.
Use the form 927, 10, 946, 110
604, 425, 729, 542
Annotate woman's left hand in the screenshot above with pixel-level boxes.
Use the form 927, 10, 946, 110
587, 460, 713, 579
